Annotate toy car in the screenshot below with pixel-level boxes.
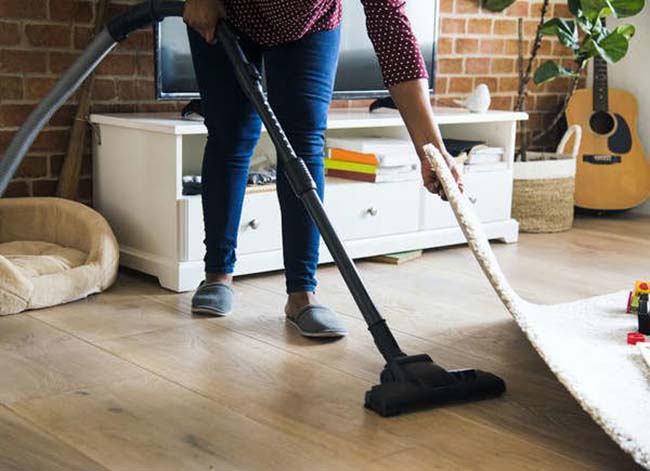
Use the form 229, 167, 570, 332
627, 280, 650, 313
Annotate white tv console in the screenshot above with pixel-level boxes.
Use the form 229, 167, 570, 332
90, 108, 526, 292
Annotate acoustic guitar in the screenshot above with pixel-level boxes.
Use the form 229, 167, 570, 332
565, 56, 650, 210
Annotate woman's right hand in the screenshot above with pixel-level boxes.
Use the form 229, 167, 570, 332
184, 0, 226, 44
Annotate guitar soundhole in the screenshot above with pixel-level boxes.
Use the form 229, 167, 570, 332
589, 111, 615, 135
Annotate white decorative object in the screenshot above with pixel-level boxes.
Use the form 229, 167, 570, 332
454, 83, 491, 113
426, 144, 650, 470
90, 108, 526, 291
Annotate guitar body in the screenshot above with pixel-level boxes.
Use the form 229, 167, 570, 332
566, 88, 650, 210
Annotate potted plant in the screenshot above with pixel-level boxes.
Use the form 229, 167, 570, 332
483, 0, 644, 232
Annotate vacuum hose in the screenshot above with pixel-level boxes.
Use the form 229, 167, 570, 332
0, 1, 185, 196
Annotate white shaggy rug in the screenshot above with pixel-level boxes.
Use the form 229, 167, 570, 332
425, 145, 650, 469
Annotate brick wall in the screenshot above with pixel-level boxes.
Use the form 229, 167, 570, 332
1, 0, 575, 200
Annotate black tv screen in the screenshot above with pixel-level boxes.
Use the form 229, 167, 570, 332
155, 0, 438, 100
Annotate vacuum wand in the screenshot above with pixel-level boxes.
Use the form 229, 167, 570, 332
0, 0, 507, 416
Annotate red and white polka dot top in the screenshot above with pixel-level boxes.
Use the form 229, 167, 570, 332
225, 0, 428, 87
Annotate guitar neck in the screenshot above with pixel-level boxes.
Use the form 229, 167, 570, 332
592, 54, 609, 112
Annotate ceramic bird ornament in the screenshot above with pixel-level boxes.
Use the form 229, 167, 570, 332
454, 84, 491, 113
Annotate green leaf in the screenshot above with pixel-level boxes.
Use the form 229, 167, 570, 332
579, 0, 614, 19
609, 0, 645, 17
482, 0, 517, 12
575, 13, 595, 34
598, 31, 629, 62
613, 24, 635, 39
540, 18, 579, 49
533, 61, 578, 84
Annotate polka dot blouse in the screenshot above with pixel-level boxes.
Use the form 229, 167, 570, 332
225, 0, 428, 87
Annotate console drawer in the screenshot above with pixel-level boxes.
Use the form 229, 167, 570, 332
421, 170, 512, 230
179, 191, 282, 261
325, 179, 420, 241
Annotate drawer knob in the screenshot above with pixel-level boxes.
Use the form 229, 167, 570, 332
248, 219, 260, 230
468, 196, 478, 205
367, 207, 378, 216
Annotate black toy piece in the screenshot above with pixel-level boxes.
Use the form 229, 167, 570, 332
0, 0, 507, 416
638, 293, 650, 335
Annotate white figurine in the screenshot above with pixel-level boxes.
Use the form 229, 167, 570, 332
454, 83, 491, 113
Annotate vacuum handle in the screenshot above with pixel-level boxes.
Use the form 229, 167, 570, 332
216, 22, 405, 361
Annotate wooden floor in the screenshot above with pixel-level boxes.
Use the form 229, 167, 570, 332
2, 212, 648, 471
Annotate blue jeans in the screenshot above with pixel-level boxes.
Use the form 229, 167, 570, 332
188, 26, 341, 294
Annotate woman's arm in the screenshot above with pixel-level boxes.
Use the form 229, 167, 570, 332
360, 0, 462, 195
184, 0, 226, 43
390, 79, 464, 196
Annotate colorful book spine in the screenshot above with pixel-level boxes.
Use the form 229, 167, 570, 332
329, 148, 379, 166
324, 159, 377, 175
326, 169, 376, 182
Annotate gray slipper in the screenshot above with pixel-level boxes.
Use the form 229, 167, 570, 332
287, 304, 348, 338
191, 281, 233, 316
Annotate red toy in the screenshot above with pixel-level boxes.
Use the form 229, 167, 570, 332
627, 332, 646, 345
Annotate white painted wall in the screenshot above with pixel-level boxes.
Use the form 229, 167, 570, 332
611, 7, 650, 213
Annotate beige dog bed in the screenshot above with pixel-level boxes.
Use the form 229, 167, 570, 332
0, 197, 118, 315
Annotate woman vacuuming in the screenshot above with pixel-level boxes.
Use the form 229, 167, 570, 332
185, 0, 463, 338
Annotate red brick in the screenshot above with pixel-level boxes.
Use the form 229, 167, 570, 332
136, 80, 155, 100
120, 30, 152, 51
448, 77, 473, 94
32, 178, 58, 196
505, 38, 525, 55
25, 77, 57, 100
467, 18, 492, 35
0, 21, 20, 46
441, 18, 466, 35
455, 38, 478, 54
49, 52, 79, 74
440, 0, 454, 13
4, 181, 31, 197
50, 0, 93, 22
96, 53, 137, 76
0, 75, 23, 100
25, 24, 71, 48
480, 39, 505, 54
552, 41, 574, 57
505, 1, 529, 16
136, 55, 154, 77
438, 58, 463, 74
553, 3, 571, 18
0, 104, 33, 127
490, 96, 513, 110
537, 39, 552, 56
492, 58, 516, 74
92, 79, 117, 101
435, 76, 448, 94
536, 94, 563, 111
473, 77, 498, 92
499, 77, 520, 93
16, 156, 48, 178
524, 20, 539, 37
456, 0, 480, 14
437, 37, 453, 56
494, 19, 518, 36
50, 105, 75, 127
465, 57, 491, 74
0, 0, 47, 19
32, 129, 68, 153
73, 26, 94, 50
0, 49, 47, 73
116, 79, 137, 101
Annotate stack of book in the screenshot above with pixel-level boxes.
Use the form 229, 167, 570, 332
463, 145, 506, 173
324, 137, 419, 183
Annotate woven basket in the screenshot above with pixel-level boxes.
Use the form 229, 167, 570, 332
512, 126, 582, 233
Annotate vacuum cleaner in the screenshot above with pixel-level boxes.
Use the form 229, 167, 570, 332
0, 0, 506, 416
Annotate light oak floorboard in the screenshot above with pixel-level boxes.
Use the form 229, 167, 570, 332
4, 213, 647, 470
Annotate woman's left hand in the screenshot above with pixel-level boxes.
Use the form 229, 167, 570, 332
420, 151, 464, 200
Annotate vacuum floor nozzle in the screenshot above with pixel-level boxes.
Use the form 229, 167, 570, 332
365, 354, 506, 417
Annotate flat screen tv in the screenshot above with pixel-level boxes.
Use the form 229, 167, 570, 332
155, 0, 439, 100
